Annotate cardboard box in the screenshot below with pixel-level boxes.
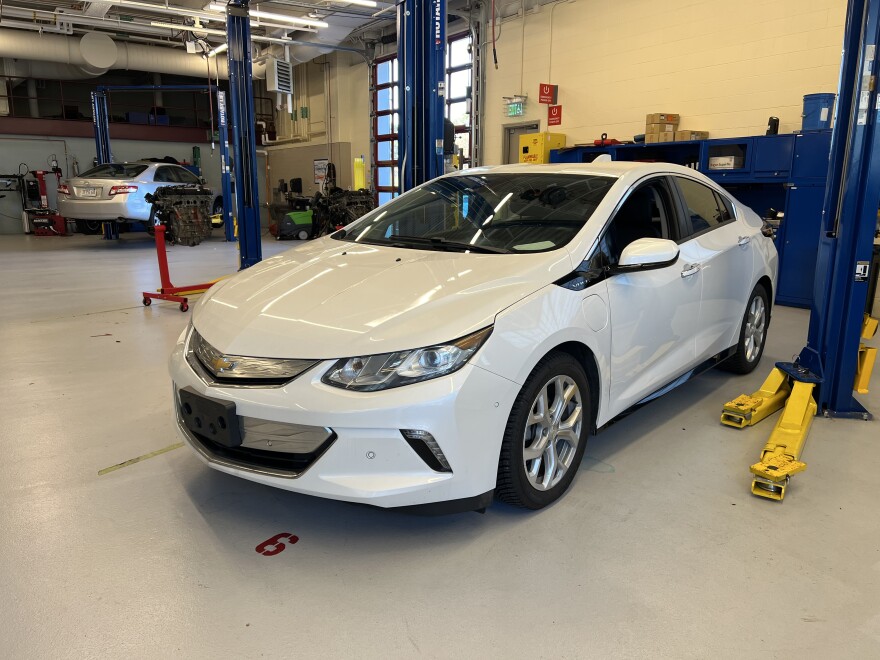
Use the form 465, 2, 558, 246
518, 132, 566, 164
646, 113, 680, 125
708, 156, 745, 170
657, 132, 674, 143
645, 133, 660, 144
674, 130, 709, 141
646, 122, 677, 134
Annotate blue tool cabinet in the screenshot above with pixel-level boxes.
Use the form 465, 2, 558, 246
550, 130, 833, 307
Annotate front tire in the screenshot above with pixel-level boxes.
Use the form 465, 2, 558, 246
496, 352, 590, 509
721, 284, 770, 374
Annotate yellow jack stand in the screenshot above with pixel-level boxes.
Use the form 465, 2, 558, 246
855, 314, 879, 394
721, 368, 791, 428
749, 379, 817, 501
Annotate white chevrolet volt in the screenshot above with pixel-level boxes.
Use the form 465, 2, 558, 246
169, 162, 777, 513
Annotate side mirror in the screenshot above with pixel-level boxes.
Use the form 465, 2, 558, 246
199, 176, 207, 185
616, 237, 679, 271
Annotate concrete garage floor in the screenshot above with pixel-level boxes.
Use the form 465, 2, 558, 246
2, 233, 880, 659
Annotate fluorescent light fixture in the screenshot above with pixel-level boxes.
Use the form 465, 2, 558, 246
207, 43, 228, 57
331, 0, 378, 7
208, 3, 328, 28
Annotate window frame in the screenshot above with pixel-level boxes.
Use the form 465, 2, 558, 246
445, 31, 474, 170
372, 54, 400, 205
586, 175, 685, 267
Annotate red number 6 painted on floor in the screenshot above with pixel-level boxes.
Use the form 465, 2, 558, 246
255, 532, 299, 556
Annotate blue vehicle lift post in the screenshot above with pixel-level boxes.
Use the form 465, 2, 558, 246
224, 0, 262, 269
796, 0, 880, 418
90, 84, 233, 242
721, 0, 880, 501
397, 0, 447, 191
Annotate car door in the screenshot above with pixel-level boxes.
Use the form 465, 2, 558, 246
591, 176, 702, 416
670, 176, 754, 360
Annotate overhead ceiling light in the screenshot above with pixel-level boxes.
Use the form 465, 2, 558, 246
330, 0, 378, 7
207, 3, 329, 28
207, 43, 228, 57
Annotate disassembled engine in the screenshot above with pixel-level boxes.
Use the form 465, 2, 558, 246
145, 185, 213, 246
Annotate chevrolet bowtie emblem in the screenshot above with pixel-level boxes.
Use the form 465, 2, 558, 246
211, 356, 235, 373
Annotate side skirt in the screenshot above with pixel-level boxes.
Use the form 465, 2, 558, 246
596, 345, 738, 433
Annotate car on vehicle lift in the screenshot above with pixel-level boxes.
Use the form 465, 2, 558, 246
58, 161, 223, 235
169, 162, 778, 513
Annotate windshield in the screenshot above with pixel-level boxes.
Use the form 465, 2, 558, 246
77, 164, 149, 179
334, 173, 615, 254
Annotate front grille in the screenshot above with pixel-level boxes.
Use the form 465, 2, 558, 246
188, 428, 336, 477
176, 397, 336, 478
186, 329, 318, 388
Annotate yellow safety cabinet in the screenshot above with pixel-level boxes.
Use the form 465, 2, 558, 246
519, 132, 566, 164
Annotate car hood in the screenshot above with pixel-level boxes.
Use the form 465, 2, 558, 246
194, 237, 575, 359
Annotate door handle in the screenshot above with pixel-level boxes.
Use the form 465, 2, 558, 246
681, 263, 701, 278
738, 235, 751, 246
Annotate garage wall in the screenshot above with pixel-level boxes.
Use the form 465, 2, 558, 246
264, 52, 371, 195
483, 0, 848, 163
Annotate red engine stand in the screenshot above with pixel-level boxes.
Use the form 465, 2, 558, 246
141, 225, 217, 312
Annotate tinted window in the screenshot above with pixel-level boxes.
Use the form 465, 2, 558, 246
175, 167, 201, 184
78, 164, 148, 179
154, 166, 177, 183
592, 179, 676, 267
335, 173, 615, 254
675, 177, 729, 235
716, 192, 735, 221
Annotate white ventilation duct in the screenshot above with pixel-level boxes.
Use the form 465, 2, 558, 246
0, 29, 231, 79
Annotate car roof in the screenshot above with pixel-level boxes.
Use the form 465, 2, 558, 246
455, 161, 701, 178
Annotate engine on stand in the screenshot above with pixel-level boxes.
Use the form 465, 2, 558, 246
145, 185, 214, 247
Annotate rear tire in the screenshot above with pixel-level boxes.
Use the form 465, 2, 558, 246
496, 352, 590, 509
720, 284, 770, 374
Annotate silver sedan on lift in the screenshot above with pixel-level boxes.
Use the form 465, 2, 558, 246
58, 161, 222, 234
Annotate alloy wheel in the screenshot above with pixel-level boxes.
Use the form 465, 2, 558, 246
745, 295, 766, 362
522, 375, 583, 491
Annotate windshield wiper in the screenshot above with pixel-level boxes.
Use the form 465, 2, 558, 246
388, 234, 510, 254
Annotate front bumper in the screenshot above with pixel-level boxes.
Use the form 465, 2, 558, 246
168, 335, 519, 509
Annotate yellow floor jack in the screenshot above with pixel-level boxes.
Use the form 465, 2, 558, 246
721, 314, 878, 501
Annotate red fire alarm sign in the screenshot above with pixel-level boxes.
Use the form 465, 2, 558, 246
539, 83, 558, 104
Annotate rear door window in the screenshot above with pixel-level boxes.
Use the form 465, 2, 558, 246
673, 177, 732, 236
174, 167, 201, 184
154, 166, 177, 183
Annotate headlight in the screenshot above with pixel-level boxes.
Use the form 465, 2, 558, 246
322, 326, 493, 391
